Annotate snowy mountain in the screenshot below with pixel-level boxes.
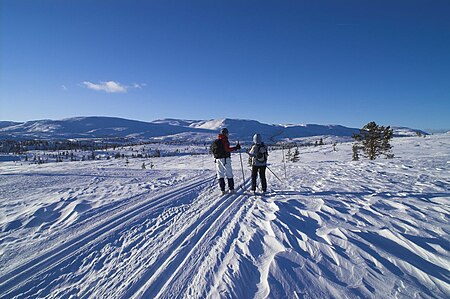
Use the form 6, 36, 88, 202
156, 118, 285, 142
0, 116, 427, 142
0, 117, 211, 141
0, 121, 21, 129
392, 126, 429, 137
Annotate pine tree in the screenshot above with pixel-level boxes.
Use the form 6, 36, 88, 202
285, 147, 292, 163
381, 126, 394, 159
291, 147, 300, 163
352, 144, 360, 161
248, 156, 253, 167
352, 121, 394, 160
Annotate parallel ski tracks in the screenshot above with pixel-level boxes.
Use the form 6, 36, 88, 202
0, 174, 215, 299
125, 182, 253, 299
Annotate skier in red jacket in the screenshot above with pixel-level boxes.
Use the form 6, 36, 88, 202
213, 128, 241, 195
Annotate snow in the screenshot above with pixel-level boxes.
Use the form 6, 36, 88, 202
189, 118, 228, 130
0, 122, 22, 129
393, 126, 428, 137
0, 134, 449, 298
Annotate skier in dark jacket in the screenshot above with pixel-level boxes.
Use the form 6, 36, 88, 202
248, 133, 268, 194
214, 128, 241, 195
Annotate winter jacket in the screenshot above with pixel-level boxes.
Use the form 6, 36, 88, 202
217, 134, 238, 158
248, 134, 268, 166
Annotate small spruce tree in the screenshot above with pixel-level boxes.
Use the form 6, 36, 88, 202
248, 156, 253, 168
291, 147, 300, 163
381, 126, 394, 159
285, 147, 292, 163
352, 144, 360, 161
352, 121, 394, 160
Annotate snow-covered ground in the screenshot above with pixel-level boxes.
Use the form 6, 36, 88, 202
0, 135, 449, 298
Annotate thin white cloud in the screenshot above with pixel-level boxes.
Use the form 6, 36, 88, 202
82, 81, 128, 93
61, 85, 68, 91
82, 81, 146, 93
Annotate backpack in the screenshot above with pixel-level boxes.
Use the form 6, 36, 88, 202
210, 139, 226, 159
255, 144, 268, 163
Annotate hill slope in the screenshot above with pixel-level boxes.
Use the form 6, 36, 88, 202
0, 116, 427, 142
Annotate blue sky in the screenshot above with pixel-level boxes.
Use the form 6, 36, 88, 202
1, 0, 449, 130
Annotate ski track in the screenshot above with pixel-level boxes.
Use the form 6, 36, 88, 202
128, 189, 247, 298
142, 186, 283, 299
0, 173, 215, 299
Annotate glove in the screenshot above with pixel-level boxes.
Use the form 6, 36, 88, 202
235, 143, 241, 150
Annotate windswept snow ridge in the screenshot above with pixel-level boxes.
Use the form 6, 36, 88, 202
0, 135, 449, 298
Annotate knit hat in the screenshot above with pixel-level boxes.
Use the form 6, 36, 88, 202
221, 128, 229, 135
253, 133, 262, 144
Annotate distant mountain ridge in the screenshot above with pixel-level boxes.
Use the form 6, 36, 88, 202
0, 121, 22, 129
0, 116, 427, 142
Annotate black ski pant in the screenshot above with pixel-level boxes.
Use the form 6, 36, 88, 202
251, 166, 267, 192
219, 178, 235, 191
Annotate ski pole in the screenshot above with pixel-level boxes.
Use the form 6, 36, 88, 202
281, 143, 287, 180
211, 175, 217, 193
266, 165, 283, 183
238, 142, 246, 191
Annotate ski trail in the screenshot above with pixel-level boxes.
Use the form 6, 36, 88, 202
163, 193, 255, 299
0, 174, 214, 299
129, 182, 284, 299
164, 196, 280, 299
126, 192, 246, 298
117, 179, 254, 299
